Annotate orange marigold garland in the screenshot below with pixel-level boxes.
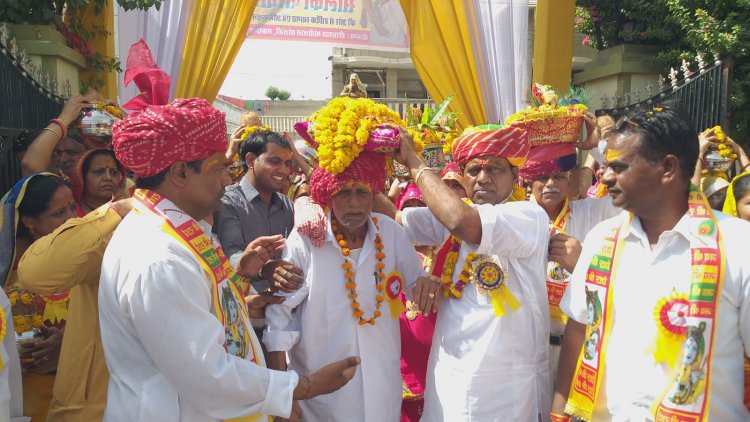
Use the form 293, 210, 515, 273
332, 216, 387, 326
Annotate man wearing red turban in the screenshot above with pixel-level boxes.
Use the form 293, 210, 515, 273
519, 139, 620, 401
391, 124, 552, 421
103, 98, 360, 422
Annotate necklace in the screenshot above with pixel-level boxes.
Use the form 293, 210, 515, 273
331, 216, 386, 326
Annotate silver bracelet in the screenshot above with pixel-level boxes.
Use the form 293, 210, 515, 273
414, 166, 431, 185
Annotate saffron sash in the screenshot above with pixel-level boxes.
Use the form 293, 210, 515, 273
547, 199, 571, 326
133, 189, 266, 422
565, 186, 724, 421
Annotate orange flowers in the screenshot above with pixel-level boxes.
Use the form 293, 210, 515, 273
332, 216, 387, 326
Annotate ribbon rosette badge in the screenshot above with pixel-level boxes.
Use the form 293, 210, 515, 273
472, 257, 521, 317
651, 291, 690, 366
384, 270, 405, 318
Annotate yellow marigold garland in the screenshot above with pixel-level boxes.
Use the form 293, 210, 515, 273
311, 97, 403, 174
241, 125, 272, 141
705, 126, 737, 159
504, 103, 588, 126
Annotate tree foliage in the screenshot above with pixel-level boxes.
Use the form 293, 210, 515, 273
265, 86, 291, 100
575, 0, 750, 140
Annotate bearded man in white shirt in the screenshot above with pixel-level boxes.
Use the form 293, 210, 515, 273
552, 107, 750, 421
392, 125, 551, 421
100, 98, 359, 422
264, 151, 437, 422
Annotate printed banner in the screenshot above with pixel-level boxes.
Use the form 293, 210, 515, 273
247, 0, 409, 51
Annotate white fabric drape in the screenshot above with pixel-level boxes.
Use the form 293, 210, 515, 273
464, 0, 529, 123
115, 0, 193, 103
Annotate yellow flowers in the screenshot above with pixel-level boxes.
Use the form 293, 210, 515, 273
504, 103, 587, 126
241, 125, 272, 141
705, 126, 737, 159
311, 97, 403, 175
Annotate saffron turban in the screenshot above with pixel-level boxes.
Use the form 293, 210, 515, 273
519, 144, 577, 181
310, 152, 386, 207
113, 98, 227, 178
451, 125, 529, 168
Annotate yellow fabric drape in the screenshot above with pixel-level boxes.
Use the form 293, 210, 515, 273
174, 0, 257, 102
532, 0, 575, 90
399, 0, 487, 128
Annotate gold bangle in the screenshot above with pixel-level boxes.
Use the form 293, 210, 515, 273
42, 127, 62, 140
413, 166, 431, 186
305, 166, 314, 178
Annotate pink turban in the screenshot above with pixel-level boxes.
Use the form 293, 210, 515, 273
309, 152, 386, 207
121, 39, 170, 112
113, 98, 227, 178
519, 144, 577, 180
397, 182, 424, 210
451, 125, 529, 168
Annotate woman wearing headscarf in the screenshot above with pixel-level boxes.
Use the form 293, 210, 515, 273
1, 173, 76, 421
69, 149, 127, 217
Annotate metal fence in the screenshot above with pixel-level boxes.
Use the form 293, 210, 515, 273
0, 39, 64, 194
596, 59, 730, 134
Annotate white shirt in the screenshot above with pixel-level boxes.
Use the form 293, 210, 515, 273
561, 211, 750, 421
264, 213, 425, 422
402, 202, 551, 421
99, 204, 297, 422
548, 197, 622, 336
0, 290, 26, 422
565, 196, 622, 244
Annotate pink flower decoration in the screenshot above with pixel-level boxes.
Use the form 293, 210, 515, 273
582, 35, 591, 46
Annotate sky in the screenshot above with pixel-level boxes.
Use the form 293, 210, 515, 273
219, 39, 334, 101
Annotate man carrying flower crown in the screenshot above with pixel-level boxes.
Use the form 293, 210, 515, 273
552, 107, 750, 421
100, 98, 360, 422
392, 125, 552, 421
519, 114, 621, 397
264, 150, 439, 422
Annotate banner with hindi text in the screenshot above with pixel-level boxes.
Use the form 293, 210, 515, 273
247, 0, 409, 51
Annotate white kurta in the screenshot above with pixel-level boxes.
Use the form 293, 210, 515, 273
402, 202, 551, 421
561, 211, 750, 421
99, 204, 297, 422
0, 290, 26, 422
264, 213, 425, 422
547, 197, 622, 393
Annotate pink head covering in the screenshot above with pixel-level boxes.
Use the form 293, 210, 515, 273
309, 152, 386, 207
112, 98, 227, 178
519, 144, 577, 180
121, 39, 171, 112
397, 182, 424, 210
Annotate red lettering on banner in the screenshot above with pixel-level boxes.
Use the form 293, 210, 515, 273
546, 281, 565, 306
654, 405, 701, 422
573, 364, 597, 401
688, 301, 715, 318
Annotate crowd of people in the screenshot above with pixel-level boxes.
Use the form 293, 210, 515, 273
1, 83, 750, 422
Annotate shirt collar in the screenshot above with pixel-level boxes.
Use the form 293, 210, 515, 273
240, 176, 283, 206
622, 210, 708, 247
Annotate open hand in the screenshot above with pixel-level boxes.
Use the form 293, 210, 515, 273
236, 235, 286, 277
295, 356, 361, 400
577, 112, 601, 151
411, 275, 441, 316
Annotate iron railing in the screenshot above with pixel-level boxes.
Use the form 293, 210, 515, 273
0, 38, 64, 194
596, 59, 730, 134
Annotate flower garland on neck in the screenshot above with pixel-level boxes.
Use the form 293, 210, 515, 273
331, 216, 387, 325
440, 187, 525, 298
